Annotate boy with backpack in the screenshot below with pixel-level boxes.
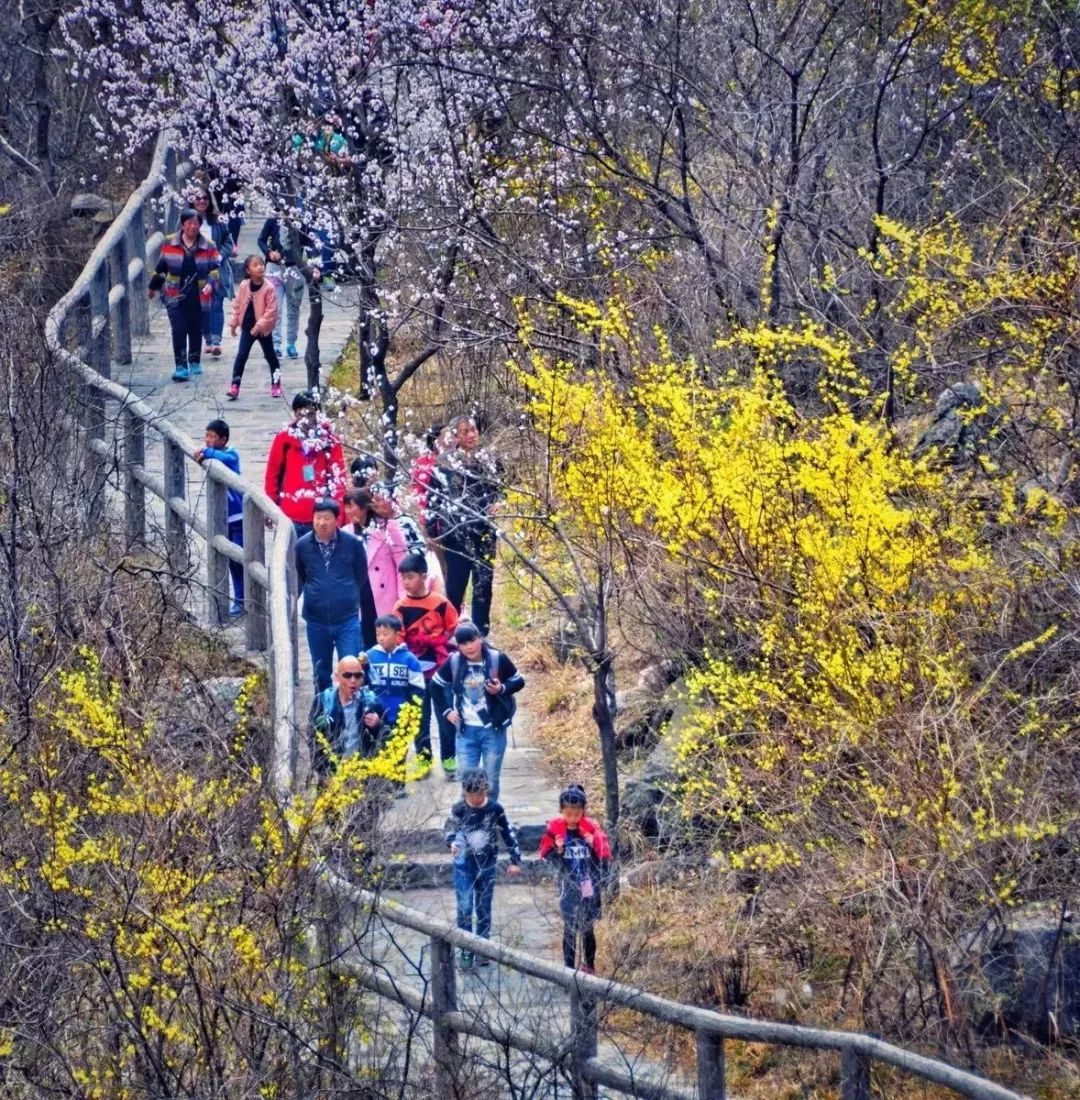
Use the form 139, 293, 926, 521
394, 553, 459, 778
443, 767, 521, 968
432, 623, 524, 804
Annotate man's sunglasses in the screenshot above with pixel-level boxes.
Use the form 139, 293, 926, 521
340, 671, 363, 680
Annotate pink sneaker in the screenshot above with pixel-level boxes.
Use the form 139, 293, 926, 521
227, 382, 240, 400
270, 382, 282, 398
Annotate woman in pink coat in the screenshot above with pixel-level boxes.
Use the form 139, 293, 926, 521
363, 484, 409, 616
226, 254, 282, 400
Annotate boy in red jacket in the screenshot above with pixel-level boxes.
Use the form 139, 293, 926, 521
394, 552, 459, 777
263, 391, 346, 537
539, 785, 612, 974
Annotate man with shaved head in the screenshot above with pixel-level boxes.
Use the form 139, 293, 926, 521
309, 654, 387, 778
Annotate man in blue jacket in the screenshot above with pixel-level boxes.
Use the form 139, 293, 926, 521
296, 499, 376, 691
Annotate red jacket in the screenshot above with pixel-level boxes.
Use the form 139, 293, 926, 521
538, 815, 612, 860
264, 422, 347, 524
394, 586, 459, 675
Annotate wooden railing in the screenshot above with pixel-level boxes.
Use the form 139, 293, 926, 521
320, 871, 1029, 1100
43, 137, 299, 798
46, 137, 1029, 1100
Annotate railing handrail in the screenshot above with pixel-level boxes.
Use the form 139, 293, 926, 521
45, 138, 171, 348
44, 134, 298, 800
46, 135, 1029, 1100
323, 869, 1028, 1100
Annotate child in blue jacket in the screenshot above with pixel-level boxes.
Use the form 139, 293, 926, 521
365, 614, 425, 732
194, 418, 244, 615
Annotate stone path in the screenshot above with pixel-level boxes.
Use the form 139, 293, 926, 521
109, 252, 630, 1096
111, 250, 564, 866
114, 258, 561, 822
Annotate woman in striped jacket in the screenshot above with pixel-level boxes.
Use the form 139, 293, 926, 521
148, 207, 220, 382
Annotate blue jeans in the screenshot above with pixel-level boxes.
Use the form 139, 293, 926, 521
202, 290, 226, 346
417, 682, 454, 762
453, 857, 496, 940
456, 724, 507, 803
305, 615, 361, 692
227, 518, 244, 603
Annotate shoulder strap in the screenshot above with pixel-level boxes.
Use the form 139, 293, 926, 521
485, 646, 500, 679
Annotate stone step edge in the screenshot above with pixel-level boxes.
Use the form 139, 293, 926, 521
380, 822, 547, 856
363, 855, 556, 891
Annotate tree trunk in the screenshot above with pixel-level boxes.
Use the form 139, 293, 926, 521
304, 280, 323, 393
591, 656, 620, 858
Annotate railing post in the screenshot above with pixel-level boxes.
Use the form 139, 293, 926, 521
127, 204, 150, 337
71, 290, 109, 501
163, 438, 190, 575
696, 1029, 725, 1099
286, 536, 299, 687
109, 237, 132, 365
89, 264, 111, 379
570, 982, 598, 1100
123, 408, 145, 546
430, 937, 460, 1092
206, 472, 230, 625
243, 497, 268, 651
841, 1047, 871, 1100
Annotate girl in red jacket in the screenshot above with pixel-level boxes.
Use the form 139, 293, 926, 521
539, 785, 611, 974
227, 255, 282, 400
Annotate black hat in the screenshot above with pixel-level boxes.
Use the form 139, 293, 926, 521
292, 390, 318, 412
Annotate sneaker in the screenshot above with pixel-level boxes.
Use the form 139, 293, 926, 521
412, 752, 433, 780
229, 600, 244, 616
442, 757, 457, 780
270, 382, 282, 398
286, 343, 299, 359
578, 965, 595, 976
458, 950, 474, 970
227, 382, 240, 400
189, 361, 203, 376
172, 365, 190, 382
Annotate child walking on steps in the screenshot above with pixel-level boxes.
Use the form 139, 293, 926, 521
226, 255, 282, 400
539, 784, 611, 975
444, 768, 521, 969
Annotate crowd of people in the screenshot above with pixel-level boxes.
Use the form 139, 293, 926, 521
149, 173, 335, 393
169, 178, 606, 976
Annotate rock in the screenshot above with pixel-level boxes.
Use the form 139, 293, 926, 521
615, 663, 682, 748
963, 905, 1080, 1041
162, 675, 254, 755
635, 662, 678, 695
914, 381, 1002, 464
620, 854, 704, 890
71, 192, 120, 222
621, 682, 688, 842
